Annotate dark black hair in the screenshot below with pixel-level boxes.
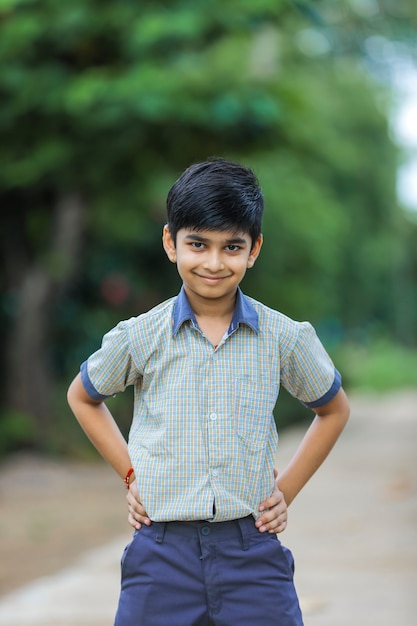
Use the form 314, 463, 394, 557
166, 158, 264, 247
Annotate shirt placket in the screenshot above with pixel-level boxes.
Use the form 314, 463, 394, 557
205, 343, 224, 514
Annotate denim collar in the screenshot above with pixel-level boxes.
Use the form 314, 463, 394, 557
172, 286, 259, 336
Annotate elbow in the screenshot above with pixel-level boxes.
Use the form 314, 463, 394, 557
341, 405, 350, 429
338, 388, 351, 429
67, 377, 78, 412
67, 373, 87, 412
314, 387, 350, 428
67, 373, 103, 412
342, 387, 350, 416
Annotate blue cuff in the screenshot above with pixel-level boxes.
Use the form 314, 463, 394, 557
80, 361, 111, 401
303, 369, 342, 409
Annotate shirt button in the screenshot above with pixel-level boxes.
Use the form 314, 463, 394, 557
201, 526, 211, 536
209, 413, 217, 421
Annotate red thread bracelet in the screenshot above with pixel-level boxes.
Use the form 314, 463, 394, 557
123, 467, 135, 490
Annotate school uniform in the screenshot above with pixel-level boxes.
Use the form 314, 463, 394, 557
81, 287, 341, 625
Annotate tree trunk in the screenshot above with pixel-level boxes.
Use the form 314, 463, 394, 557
6, 193, 85, 446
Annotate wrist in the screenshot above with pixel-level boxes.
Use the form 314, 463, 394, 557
123, 467, 135, 489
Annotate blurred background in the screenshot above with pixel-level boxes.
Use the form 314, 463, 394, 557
2, 0, 416, 456
0, 0, 417, 626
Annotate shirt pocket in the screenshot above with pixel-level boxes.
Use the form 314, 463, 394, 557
233, 377, 273, 449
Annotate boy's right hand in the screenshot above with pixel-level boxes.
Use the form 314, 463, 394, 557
126, 480, 152, 530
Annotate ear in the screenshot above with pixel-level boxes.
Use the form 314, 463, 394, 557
162, 225, 177, 263
247, 234, 263, 269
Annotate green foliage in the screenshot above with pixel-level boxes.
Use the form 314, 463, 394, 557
0, 410, 35, 454
0, 0, 416, 455
334, 340, 417, 391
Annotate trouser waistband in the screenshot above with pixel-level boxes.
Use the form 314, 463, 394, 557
144, 515, 257, 550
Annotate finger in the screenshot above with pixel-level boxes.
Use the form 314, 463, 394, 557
128, 500, 148, 518
126, 493, 152, 526
259, 495, 284, 514
256, 501, 287, 528
128, 503, 152, 525
128, 512, 142, 530
257, 512, 288, 534
261, 503, 286, 520
126, 490, 148, 516
256, 510, 281, 529
271, 518, 287, 534
126, 487, 141, 508
260, 491, 284, 510
128, 507, 152, 527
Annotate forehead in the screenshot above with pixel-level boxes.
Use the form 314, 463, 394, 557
177, 228, 251, 245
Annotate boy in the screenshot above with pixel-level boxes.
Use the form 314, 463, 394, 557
67, 158, 350, 626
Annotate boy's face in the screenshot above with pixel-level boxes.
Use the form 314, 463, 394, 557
163, 226, 262, 306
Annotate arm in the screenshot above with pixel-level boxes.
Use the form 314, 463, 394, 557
67, 373, 132, 478
277, 387, 350, 506
67, 373, 151, 527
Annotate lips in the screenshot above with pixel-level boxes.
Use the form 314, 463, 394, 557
197, 274, 229, 284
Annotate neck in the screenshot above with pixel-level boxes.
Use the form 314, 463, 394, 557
184, 287, 237, 320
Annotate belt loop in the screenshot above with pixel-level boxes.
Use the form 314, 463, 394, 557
237, 517, 250, 551
155, 522, 167, 544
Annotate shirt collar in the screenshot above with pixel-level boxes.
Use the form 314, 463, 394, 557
172, 286, 259, 336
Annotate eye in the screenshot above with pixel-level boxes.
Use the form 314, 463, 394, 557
225, 244, 241, 252
190, 241, 205, 249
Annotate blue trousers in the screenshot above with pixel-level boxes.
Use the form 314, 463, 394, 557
114, 516, 304, 626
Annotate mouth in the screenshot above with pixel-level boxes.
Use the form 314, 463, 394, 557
196, 274, 229, 284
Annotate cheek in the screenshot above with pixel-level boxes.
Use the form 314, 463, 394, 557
176, 251, 194, 266
232, 258, 251, 274
174, 253, 196, 274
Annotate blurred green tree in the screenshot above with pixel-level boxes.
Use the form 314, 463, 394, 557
0, 0, 303, 445
0, 0, 415, 451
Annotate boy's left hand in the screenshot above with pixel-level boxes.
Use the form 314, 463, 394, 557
256, 470, 288, 534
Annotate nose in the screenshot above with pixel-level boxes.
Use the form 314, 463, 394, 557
203, 250, 224, 272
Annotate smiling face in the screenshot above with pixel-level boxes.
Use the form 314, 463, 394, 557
163, 226, 262, 309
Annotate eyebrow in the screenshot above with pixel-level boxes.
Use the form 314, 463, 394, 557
184, 234, 248, 245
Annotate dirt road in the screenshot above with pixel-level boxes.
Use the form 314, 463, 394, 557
0, 391, 416, 625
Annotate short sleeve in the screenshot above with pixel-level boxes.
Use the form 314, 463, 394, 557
280, 321, 341, 408
80, 321, 139, 401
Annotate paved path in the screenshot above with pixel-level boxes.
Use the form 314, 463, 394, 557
0, 392, 416, 625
